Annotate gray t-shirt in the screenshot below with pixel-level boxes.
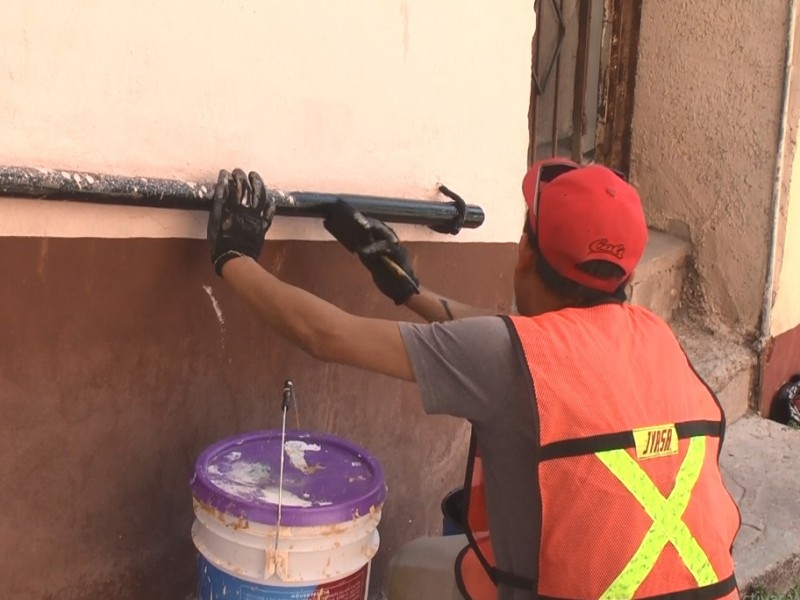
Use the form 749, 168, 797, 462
399, 316, 540, 600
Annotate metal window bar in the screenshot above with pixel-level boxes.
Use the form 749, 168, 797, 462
0, 165, 485, 231
528, 0, 594, 166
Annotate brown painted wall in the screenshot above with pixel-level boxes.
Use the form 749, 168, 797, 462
761, 322, 800, 420
0, 237, 516, 599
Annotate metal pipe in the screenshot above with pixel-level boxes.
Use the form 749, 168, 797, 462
0, 164, 485, 230
528, 3, 543, 165
571, 0, 592, 162
758, 0, 797, 352
550, 0, 564, 158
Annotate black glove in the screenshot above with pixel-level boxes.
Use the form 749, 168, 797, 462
207, 168, 278, 277
324, 200, 419, 305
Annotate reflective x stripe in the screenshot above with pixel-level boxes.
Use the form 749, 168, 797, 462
597, 437, 718, 599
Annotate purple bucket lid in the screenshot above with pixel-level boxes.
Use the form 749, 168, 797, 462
190, 430, 387, 527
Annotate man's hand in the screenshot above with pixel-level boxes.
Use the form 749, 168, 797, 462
207, 168, 279, 277
324, 200, 419, 305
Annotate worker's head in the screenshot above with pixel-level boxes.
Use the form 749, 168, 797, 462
513, 160, 648, 316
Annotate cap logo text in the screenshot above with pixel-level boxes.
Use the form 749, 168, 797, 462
589, 238, 625, 259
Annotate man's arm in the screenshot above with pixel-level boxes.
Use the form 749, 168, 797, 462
222, 256, 415, 382
207, 169, 415, 382
404, 286, 498, 322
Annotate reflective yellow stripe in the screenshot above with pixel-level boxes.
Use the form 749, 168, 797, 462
597, 437, 718, 599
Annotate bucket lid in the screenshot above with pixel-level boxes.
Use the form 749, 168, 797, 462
190, 429, 387, 527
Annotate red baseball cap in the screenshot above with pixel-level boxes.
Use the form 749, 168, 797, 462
522, 160, 648, 293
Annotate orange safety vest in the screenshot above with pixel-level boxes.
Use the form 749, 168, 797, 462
455, 305, 741, 600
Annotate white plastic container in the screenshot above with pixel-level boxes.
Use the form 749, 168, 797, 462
190, 429, 387, 599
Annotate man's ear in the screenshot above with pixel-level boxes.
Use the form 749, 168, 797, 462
518, 232, 536, 271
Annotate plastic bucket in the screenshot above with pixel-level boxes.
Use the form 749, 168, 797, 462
190, 429, 387, 599
441, 487, 465, 536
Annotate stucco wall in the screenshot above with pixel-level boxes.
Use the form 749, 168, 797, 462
629, 0, 789, 334
0, 1, 533, 598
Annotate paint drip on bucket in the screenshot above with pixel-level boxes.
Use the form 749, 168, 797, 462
190, 429, 387, 599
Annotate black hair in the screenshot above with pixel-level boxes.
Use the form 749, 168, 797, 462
523, 216, 628, 306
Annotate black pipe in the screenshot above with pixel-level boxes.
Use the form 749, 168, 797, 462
0, 165, 485, 230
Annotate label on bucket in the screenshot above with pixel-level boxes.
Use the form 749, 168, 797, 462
198, 555, 368, 600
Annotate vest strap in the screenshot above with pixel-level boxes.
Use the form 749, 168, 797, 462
454, 543, 538, 598
540, 419, 722, 461
536, 573, 737, 600
493, 567, 536, 590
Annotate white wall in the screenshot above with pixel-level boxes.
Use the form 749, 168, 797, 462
771, 115, 800, 337
0, 0, 533, 242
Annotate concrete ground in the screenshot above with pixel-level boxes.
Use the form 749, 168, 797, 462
722, 415, 800, 593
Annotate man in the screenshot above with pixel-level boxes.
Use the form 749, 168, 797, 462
207, 162, 741, 600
